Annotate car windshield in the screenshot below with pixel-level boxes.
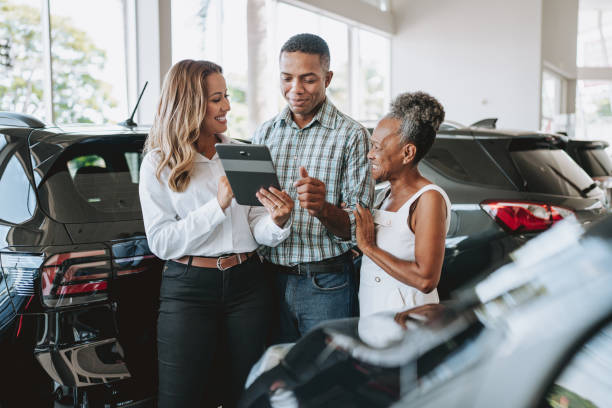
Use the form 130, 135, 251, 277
37, 137, 144, 223
510, 143, 598, 197
576, 147, 612, 178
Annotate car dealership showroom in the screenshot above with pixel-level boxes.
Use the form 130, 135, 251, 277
1, 0, 612, 407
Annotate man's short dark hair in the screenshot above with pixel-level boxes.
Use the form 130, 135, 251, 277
386, 91, 445, 164
280, 33, 330, 71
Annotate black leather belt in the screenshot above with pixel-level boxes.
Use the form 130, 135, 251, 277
275, 252, 352, 276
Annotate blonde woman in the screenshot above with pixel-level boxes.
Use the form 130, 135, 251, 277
139, 60, 294, 408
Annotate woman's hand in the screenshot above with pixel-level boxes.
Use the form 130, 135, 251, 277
217, 176, 234, 210
256, 187, 294, 227
353, 204, 376, 253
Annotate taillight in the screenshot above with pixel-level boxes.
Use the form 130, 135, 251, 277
41, 249, 111, 307
480, 201, 574, 233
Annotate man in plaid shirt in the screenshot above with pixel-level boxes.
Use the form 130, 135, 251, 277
252, 33, 374, 342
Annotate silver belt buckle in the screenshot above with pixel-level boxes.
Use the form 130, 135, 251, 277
216, 254, 233, 271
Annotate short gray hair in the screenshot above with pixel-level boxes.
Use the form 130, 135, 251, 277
386, 91, 445, 163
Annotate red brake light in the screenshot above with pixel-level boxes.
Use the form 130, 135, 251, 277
480, 201, 574, 233
41, 249, 110, 307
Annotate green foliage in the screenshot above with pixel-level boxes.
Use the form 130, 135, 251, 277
229, 85, 246, 104
0, 0, 116, 123
596, 97, 612, 117
546, 383, 598, 408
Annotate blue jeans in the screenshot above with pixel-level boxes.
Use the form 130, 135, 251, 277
271, 253, 357, 343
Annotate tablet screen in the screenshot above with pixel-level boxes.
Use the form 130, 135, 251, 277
215, 143, 281, 206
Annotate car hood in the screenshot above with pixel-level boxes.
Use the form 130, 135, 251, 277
303, 215, 612, 368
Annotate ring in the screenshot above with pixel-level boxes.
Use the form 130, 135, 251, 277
272, 205, 278, 210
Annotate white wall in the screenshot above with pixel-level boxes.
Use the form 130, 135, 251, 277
292, 0, 394, 34
391, 0, 543, 130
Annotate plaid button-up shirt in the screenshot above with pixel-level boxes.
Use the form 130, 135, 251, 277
252, 98, 374, 266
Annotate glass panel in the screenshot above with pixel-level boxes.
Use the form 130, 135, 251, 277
39, 138, 144, 223
0, 0, 47, 122
0, 151, 35, 224
49, 0, 128, 124
320, 15, 349, 114
170, 0, 248, 139
575, 80, 612, 156
541, 70, 561, 132
171, 0, 221, 63
275, 2, 350, 114
222, 0, 249, 140
357, 28, 390, 121
577, 6, 612, 67
510, 147, 598, 197
424, 139, 513, 188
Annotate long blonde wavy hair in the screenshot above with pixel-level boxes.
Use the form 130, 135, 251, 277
145, 59, 223, 192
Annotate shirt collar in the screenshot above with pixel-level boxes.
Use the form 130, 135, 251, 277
273, 98, 337, 130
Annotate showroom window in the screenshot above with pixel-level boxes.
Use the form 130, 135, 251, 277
171, 0, 390, 139
274, 1, 390, 123
172, 0, 249, 139
540, 70, 565, 132
0, 0, 128, 125
576, 0, 612, 148
0, 0, 46, 122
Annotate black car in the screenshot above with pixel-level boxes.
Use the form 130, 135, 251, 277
0, 112, 160, 407
374, 123, 607, 299
560, 138, 612, 207
240, 214, 612, 408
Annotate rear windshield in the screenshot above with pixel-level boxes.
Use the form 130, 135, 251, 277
424, 138, 514, 188
576, 147, 612, 177
510, 141, 598, 198
38, 137, 144, 223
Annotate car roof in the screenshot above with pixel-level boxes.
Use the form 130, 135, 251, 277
26, 124, 150, 145
438, 126, 561, 140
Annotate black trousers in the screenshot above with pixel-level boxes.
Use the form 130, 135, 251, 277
157, 256, 272, 408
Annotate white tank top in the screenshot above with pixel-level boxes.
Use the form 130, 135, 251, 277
359, 184, 452, 317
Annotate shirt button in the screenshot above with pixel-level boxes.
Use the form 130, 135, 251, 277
375, 276, 381, 283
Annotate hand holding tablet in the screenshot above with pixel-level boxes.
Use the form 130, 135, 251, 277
256, 186, 294, 227
216, 143, 294, 226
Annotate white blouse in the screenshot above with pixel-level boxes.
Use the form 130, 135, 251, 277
138, 135, 291, 260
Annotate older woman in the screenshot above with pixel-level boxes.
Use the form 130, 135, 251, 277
354, 92, 451, 317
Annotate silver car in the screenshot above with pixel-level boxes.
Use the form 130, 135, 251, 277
241, 216, 612, 408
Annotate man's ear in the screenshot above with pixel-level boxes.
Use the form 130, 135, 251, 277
325, 70, 333, 88
403, 143, 417, 165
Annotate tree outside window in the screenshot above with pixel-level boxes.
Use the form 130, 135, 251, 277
0, 0, 128, 124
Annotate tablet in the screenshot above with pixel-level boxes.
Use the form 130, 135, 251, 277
215, 143, 282, 206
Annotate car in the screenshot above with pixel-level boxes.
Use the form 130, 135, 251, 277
0, 112, 161, 407
239, 214, 612, 408
368, 121, 608, 299
560, 138, 612, 207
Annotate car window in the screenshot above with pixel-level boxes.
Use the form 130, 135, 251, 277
542, 320, 612, 408
424, 138, 514, 188
0, 145, 36, 224
38, 137, 144, 223
510, 145, 598, 198
576, 147, 612, 178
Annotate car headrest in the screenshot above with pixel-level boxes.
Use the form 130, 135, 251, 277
73, 165, 109, 201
